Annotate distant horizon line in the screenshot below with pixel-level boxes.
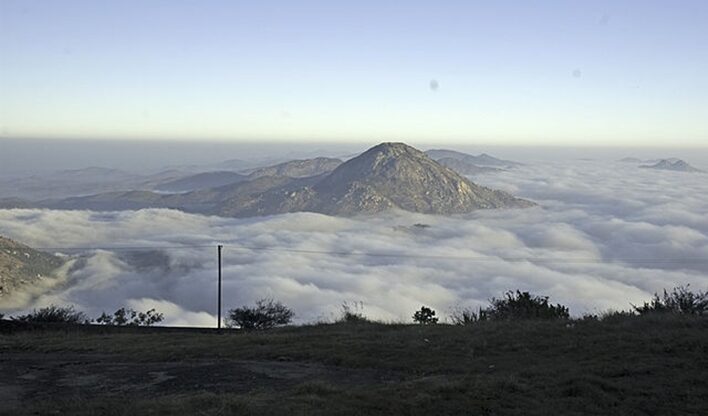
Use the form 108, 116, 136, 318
2, 136, 708, 149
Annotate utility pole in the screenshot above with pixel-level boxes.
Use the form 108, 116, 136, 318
217, 244, 223, 330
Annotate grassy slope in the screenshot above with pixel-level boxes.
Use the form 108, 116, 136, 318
1, 315, 707, 415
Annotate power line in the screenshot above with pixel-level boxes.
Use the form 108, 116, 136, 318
1, 243, 706, 264
0, 244, 214, 251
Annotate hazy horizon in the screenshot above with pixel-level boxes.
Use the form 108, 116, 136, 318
3, 138, 708, 176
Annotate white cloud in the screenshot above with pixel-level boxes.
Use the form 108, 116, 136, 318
0, 160, 706, 325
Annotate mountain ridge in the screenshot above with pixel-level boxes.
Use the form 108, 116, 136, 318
44, 142, 534, 217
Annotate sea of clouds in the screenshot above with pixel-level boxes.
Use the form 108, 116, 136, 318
1, 160, 707, 325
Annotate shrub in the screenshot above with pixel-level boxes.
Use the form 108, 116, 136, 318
485, 291, 569, 320
12, 305, 88, 324
225, 298, 294, 330
338, 301, 368, 323
94, 307, 164, 326
0, 313, 4, 320
413, 306, 438, 324
633, 285, 708, 316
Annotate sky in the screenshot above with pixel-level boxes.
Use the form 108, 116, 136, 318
1, 0, 707, 146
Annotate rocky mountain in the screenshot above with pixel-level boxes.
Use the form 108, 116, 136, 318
639, 159, 704, 173
425, 149, 522, 168
245, 157, 343, 179
0, 236, 65, 300
46, 143, 534, 217
154, 171, 249, 193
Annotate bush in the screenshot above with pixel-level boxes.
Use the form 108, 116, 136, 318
12, 305, 88, 324
450, 307, 488, 325
452, 291, 569, 324
338, 301, 368, 323
485, 291, 569, 320
225, 298, 294, 330
0, 313, 4, 320
413, 306, 438, 324
633, 285, 708, 316
94, 307, 164, 326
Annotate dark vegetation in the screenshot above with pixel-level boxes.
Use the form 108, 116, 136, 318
7, 305, 162, 326
0, 287, 706, 415
632, 285, 707, 316
451, 290, 570, 324
338, 301, 368, 323
225, 298, 294, 330
412, 306, 438, 324
11, 304, 89, 324
94, 307, 164, 326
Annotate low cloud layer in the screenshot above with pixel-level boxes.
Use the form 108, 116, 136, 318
1, 161, 706, 325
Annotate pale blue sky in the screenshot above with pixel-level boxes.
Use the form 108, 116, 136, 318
1, 0, 707, 145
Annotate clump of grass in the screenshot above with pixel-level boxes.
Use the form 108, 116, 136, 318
338, 301, 368, 323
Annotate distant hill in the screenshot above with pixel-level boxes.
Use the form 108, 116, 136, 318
435, 158, 503, 175
245, 157, 342, 179
425, 149, 522, 168
619, 157, 643, 163
0, 198, 32, 209
150, 158, 342, 193
47, 143, 534, 217
0, 236, 65, 301
639, 159, 704, 173
154, 171, 249, 193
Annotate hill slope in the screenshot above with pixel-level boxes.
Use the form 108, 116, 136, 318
0, 236, 64, 299
154, 171, 249, 193
245, 157, 342, 179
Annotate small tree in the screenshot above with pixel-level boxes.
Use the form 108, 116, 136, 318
12, 305, 88, 324
633, 285, 708, 316
413, 306, 438, 324
225, 298, 294, 330
94, 307, 164, 326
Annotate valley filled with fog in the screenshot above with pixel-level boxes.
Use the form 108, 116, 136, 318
1, 157, 706, 326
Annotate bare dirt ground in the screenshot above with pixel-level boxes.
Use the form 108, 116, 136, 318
0, 352, 398, 414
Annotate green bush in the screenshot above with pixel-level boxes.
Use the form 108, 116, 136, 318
12, 305, 89, 324
633, 285, 708, 316
413, 306, 438, 324
225, 298, 294, 330
94, 307, 164, 326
